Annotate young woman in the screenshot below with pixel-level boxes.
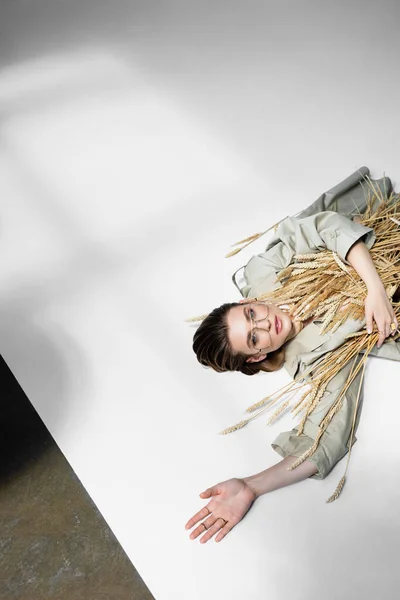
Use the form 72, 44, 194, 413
184, 167, 400, 544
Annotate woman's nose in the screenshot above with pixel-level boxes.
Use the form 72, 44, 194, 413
259, 316, 272, 332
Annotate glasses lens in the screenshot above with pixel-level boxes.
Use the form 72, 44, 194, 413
252, 302, 268, 321
251, 303, 271, 351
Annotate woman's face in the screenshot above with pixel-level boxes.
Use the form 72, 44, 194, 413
226, 301, 295, 363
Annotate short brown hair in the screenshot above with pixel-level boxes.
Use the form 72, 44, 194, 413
192, 302, 286, 376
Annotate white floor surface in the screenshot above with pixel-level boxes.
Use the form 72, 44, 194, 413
1, 2, 400, 599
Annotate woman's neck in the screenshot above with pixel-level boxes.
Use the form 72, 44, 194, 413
302, 316, 315, 327
288, 315, 315, 341
279, 304, 320, 343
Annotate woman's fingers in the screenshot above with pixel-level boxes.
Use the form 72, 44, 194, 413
374, 320, 387, 348
366, 315, 373, 334
198, 519, 226, 544
391, 316, 399, 335
190, 516, 219, 542
377, 325, 386, 348
192, 517, 233, 544
366, 306, 398, 348
215, 521, 234, 543
189, 520, 212, 541
375, 319, 394, 348
185, 484, 223, 531
185, 505, 212, 531
199, 485, 221, 499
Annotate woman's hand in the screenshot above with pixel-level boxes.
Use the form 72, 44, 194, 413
365, 286, 398, 348
345, 238, 398, 347
185, 478, 257, 544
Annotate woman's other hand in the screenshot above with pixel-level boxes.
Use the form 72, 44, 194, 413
365, 286, 398, 348
345, 234, 398, 347
185, 478, 256, 544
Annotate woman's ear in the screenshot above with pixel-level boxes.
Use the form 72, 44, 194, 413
246, 353, 267, 363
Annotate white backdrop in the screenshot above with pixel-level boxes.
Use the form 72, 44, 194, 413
1, 2, 400, 599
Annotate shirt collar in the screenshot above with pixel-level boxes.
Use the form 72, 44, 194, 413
283, 317, 366, 379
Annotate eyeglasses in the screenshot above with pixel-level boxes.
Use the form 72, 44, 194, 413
247, 301, 273, 354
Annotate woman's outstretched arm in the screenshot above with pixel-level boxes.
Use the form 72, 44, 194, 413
185, 457, 318, 544
243, 456, 318, 497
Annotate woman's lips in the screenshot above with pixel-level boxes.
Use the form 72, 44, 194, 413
276, 317, 281, 334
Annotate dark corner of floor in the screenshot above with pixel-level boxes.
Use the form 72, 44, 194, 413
0, 355, 155, 600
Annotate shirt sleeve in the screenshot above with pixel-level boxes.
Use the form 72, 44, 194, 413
294, 166, 392, 220
242, 211, 376, 298
270, 355, 365, 480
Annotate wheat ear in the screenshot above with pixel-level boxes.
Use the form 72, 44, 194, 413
184, 314, 209, 322
326, 476, 346, 503
326, 359, 367, 503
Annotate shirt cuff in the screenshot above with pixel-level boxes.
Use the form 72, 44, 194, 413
329, 222, 376, 266
271, 428, 356, 481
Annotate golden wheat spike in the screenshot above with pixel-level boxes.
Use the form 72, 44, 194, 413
230, 232, 263, 247
325, 358, 367, 502
292, 262, 321, 269
294, 252, 330, 261
349, 298, 364, 306
225, 247, 242, 258
276, 265, 296, 281
332, 252, 350, 273
326, 475, 346, 503
245, 394, 275, 413
290, 388, 313, 414
219, 419, 249, 435
345, 331, 368, 339
225, 216, 289, 259
184, 314, 209, 323
286, 438, 320, 471
296, 389, 320, 435
266, 400, 290, 425
319, 303, 338, 334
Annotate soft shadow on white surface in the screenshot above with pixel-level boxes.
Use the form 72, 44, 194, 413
1, 2, 400, 599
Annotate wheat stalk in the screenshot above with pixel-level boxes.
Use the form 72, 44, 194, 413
326, 476, 346, 503
219, 419, 250, 435
224, 216, 289, 258
184, 313, 209, 322
266, 400, 290, 424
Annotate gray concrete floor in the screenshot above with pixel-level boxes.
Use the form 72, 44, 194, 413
0, 355, 155, 600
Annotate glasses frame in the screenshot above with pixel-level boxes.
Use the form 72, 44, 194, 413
248, 301, 273, 355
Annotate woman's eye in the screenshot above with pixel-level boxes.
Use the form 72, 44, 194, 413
249, 308, 255, 319
252, 333, 257, 346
